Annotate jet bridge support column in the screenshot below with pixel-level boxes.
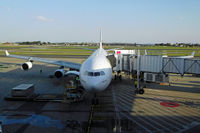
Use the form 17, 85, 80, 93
136, 50, 144, 94
137, 50, 140, 89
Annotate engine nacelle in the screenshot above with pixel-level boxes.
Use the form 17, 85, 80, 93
65, 71, 79, 76
21, 62, 33, 71
54, 69, 65, 78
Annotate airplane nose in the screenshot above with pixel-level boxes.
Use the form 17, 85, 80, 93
81, 77, 107, 92
90, 82, 98, 89
87, 79, 101, 91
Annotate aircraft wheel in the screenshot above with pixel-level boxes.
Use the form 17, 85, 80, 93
114, 75, 117, 80
92, 98, 95, 105
92, 98, 99, 105
119, 75, 122, 81
139, 89, 144, 94
95, 98, 99, 105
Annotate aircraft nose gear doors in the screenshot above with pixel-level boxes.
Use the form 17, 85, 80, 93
92, 93, 99, 105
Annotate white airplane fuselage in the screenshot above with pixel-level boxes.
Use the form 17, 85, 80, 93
79, 48, 112, 92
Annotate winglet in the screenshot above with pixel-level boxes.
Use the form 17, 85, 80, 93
99, 29, 102, 49
191, 51, 195, 57
5, 50, 9, 56
144, 50, 147, 55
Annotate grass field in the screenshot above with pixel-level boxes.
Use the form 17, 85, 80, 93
0, 44, 199, 57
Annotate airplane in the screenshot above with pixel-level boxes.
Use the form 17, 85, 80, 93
5, 33, 115, 103
144, 50, 195, 58
144, 49, 147, 55
162, 51, 195, 58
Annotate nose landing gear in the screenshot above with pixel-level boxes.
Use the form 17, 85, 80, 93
92, 93, 99, 105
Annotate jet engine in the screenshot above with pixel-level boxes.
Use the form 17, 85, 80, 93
65, 71, 79, 76
54, 69, 65, 78
21, 62, 33, 70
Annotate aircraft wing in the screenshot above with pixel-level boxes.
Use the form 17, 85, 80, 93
80, 47, 123, 52
80, 48, 96, 51
5, 50, 81, 70
105, 47, 124, 52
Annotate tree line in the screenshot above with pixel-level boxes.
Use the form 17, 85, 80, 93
2, 41, 200, 47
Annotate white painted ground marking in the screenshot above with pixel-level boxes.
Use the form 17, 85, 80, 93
112, 87, 121, 132
117, 104, 165, 132
178, 122, 200, 133
116, 95, 177, 132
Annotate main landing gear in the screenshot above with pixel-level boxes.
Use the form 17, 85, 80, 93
114, 71, 122, 81
92, 93, 99, 105
135, 88, 145, 94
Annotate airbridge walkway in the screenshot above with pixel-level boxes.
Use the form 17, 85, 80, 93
111, 50, 200, 76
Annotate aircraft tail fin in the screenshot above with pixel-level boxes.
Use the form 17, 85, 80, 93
99, 29, 102, 49
191, 51, 195, 57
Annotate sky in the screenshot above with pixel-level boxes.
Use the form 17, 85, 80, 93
0, 0, 200, 43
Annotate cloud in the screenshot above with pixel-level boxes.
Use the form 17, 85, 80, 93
35, 16, 53, 22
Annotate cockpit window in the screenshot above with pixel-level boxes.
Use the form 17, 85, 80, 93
100, 71, 105, 75
88, 72, 93, 76
94, 72, 100, 76
86, 71, 105, 76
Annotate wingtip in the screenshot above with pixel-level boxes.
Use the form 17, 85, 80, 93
191, 51, 195, 57
5, 50, 9, 56
144, 49, 147, 55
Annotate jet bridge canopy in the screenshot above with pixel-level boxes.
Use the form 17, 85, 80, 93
113, 50, 200, 76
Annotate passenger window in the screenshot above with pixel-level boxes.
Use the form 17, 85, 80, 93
100, 71, 105, 75
94, 72, 100, 76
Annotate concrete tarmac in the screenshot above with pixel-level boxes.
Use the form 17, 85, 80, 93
0, 57, 200, 133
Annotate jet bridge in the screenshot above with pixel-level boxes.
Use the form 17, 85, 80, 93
129, 55, 200, 75
113, 50, 200, 77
